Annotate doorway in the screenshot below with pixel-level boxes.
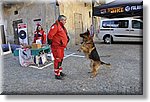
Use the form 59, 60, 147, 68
74, 13, 83, 45
12, 19, 23, 44
0, 25, 6, 44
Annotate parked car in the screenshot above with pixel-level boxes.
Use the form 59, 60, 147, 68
97, 17, 143, 44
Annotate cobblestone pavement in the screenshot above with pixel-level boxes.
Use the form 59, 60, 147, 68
1, 41, 143, 95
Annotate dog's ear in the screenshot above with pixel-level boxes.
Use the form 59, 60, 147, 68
86, 29, 90, 36
87, 29, 89, 32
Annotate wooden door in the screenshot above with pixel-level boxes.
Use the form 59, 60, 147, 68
0, 25, 6, 44
12, 19, 23, 44
74, 13, 83, 45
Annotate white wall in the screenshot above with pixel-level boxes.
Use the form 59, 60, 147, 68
0, 2, 4, 25
0, 2, 3, 45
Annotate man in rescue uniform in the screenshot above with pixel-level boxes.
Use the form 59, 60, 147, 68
48, 15, 69, 80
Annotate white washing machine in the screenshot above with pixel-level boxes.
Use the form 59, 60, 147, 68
18, 24, 28, 44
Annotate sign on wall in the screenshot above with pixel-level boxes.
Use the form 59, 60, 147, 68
100, 4, 142, 15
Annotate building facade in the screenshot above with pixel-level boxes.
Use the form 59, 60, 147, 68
1, 0, 105, 47
58, 0, 93, 46
3, 1, 59, 45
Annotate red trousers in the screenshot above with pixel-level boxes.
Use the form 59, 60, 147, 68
51, 47, 64, 76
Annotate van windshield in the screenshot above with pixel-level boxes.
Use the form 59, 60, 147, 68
132, 20, 143, 29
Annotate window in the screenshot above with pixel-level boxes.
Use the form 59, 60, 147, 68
56, 0, 59, 6
14, 11, 18, 15
102, 21, 118, 28
89, 11, 91, 18
33, 19, 41, 22
132, 20, 143, 29
102, 21, 116, 28
102, 20, 128, 28
84, 3, 87, 7
113, 20, 128, 28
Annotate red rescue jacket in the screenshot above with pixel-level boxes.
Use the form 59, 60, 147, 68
33, 30, 46, 44
48, 20, 69, 48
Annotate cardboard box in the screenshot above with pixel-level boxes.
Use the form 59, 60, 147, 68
32, 43, 41, 49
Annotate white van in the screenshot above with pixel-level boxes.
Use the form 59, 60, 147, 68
97, 17, 143, 44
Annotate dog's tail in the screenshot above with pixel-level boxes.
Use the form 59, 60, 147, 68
101, 61, 111, 66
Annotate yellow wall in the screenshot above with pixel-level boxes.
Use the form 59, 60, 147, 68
58, 0, 92, 46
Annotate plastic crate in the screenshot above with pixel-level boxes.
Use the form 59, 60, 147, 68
13, 49, 19, 56
13, 46, 50, 56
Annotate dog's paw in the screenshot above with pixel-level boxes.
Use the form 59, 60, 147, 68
106, 64, 111, 68
77, 49, 81, 52
90, 75, 95, 78
90, 73, 97, 78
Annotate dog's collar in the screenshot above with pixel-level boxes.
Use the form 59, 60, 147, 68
85, 42, 92, 44
85, 41, 95, 46
85, 42, 95, 49
85, 40, 92, 44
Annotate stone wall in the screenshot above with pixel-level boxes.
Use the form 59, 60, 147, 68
3, 2, 58, 45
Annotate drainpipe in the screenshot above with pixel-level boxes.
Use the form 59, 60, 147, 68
91, 0, 94, 37
54, 0, 60, 20
54, 1, 57, 20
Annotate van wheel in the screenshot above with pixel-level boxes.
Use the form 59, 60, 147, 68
104, 36, 113, 44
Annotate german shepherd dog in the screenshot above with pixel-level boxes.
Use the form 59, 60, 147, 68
79, 29, 111, 77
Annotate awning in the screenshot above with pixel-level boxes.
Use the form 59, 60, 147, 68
93, 0, 143, 18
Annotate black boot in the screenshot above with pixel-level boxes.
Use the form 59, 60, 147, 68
60, 72, 66, 77
55, 75, 64, 80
